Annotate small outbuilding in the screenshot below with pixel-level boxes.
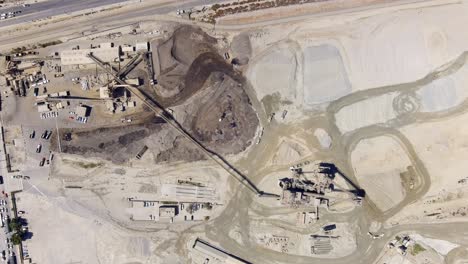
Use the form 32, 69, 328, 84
135, 42, 149, 52
99, 87, 111, 99
75, 105, 88, 117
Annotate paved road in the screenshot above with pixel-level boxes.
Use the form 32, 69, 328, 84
0, 0, 230, 50
0, 0, 130, 28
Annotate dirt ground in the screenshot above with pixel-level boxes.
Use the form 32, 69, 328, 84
154, 25, 218, 105
55, 116, 164, 163
185, 72, 258, 155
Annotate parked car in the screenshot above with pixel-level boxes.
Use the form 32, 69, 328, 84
39, 158, 45, 167
0, 176, 3, 184
36, 144, 41, 153
45, 130, 52, 140
29, 130, 35, 139
41, 130, 48, 139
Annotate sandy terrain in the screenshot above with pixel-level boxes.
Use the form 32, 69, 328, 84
416, 61, 468, 113
303, 44, 351, 105
16, 192, 154, 264
333, 0, 468, 91
351, 136, 409, 211
236, 0, 468, 95
247, 42, 298, 103
387, 109, 468, 225
270, 139, 311, 166
334, 93, 398, 134
403, 113, 468, 196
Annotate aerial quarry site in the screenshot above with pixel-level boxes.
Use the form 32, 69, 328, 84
0, 0, 468, 263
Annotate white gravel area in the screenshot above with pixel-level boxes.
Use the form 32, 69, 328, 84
303, 44, 351, 105
410, 234, 459, 256
248, 44, 297, 102
334, 92, 398, 134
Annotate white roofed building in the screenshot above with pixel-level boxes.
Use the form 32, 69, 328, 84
135, 42, 149, 52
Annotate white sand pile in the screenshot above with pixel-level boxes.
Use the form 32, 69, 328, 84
303, 44, 351, 105
248, 45, 297, 102
417, 77, 457, 112
314, 128, 332, 149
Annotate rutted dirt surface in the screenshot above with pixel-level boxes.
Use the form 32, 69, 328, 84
187, 72, 258, 155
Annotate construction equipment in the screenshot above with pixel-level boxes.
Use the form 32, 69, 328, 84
100, 52, 143, 89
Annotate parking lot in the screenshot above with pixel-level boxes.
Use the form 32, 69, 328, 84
0, 123, 51, 264
19, 126, 54, 196
22, 128, 53, 169
0, 147, 19, 264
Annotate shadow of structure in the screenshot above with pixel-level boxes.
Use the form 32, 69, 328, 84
319, 162, 366, 198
